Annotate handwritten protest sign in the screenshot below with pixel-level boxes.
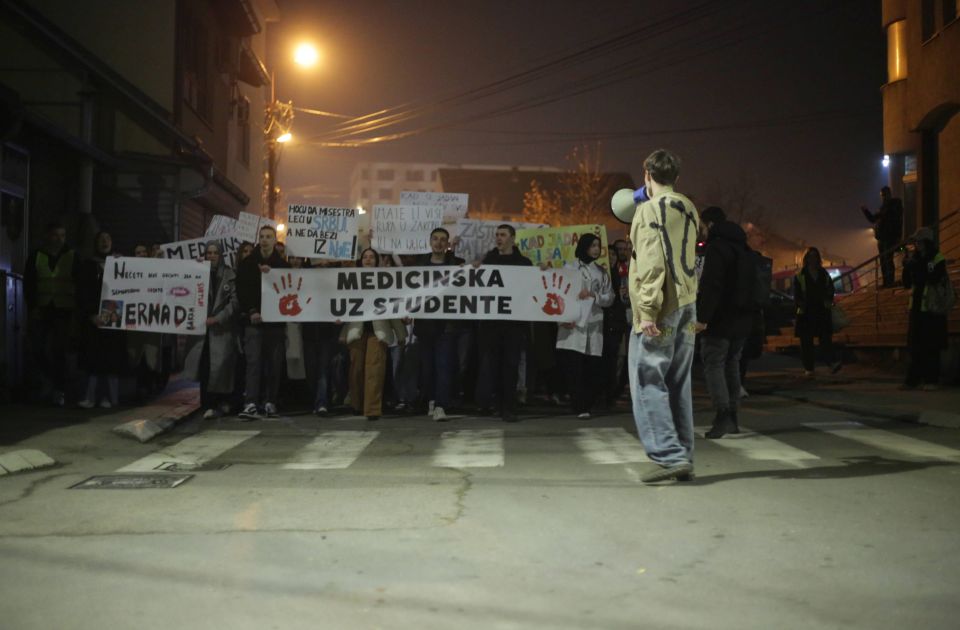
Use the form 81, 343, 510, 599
161, 234, 244, 268
372, 205, 443, 254
235, 211, 278, 242
98, 257, 209, 335
515, 224, 610, 272
400, 191, 469, 223
261, 266, 579, 323
205, 215, 238, 237
452, 219, 547, 264
285, 204, 359, 260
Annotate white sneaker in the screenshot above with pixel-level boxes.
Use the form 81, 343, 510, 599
264, 402, 279, 417
99, 400, 113, 409
428, 400, 436, 414
238, 403, 260, 420
78, 399, 95, 409
738, 385, 749, 399
433, 406, 448, 422
202, 408, 220, 419
577, 412, 591, 420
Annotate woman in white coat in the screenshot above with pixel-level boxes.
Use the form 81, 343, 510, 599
556, 233, 614, 419
342, 248, 406, 420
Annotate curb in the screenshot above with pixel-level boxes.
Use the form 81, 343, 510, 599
112, 390, 200, 443
0, 449, 57, 475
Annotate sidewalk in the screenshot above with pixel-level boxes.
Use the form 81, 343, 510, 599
742, 354, 960, 429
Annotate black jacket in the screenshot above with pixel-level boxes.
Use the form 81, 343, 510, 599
236, 248, 290, 319
481, 246, 532, 266
413, 251, 467, 339
697, 220, 754, 339
793, 266, 835, 338
862, 198, 904, 244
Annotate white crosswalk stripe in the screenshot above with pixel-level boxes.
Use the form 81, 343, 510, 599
804, 421, 960, 462
695, 425, 820, 467
574, 427, 650, 464
432, 429, 504, 468
116, 430, 259, 472
281, 431, 379, 470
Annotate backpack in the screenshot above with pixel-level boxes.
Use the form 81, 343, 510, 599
735, 248, 772, 310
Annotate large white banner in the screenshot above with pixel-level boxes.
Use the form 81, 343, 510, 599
452, 219, 547, 264
400, 191, 468, 223
160, 234, 244, 268
260, 265, 579, 323
98, 257, 210, 335
372, 205, 443, 254
285, 204, 359, 260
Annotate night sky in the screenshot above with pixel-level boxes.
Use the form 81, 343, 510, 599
272, 0, 886, 264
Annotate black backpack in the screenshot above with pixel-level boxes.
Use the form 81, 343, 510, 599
736, 248, 772, 310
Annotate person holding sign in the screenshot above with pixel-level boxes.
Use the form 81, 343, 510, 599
236, 225, 290, 419
474, 225, 533, 423
77, 231, 126, 409
343, 248, 407, 421
556, 233, 614, 419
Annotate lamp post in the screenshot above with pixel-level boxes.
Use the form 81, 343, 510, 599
264, 42, 319, 220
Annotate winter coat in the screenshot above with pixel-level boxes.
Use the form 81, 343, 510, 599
794, 266, 834, 338
182, 265, 240, 392
236, 247, 289, 321
628, 189, 700, 329
556, 259, 614, 356
903, 249, 949, 349
696, 220, 755, 339
413, 251, 467, 339
480, 246, 533, 333
342, 318, 407, 346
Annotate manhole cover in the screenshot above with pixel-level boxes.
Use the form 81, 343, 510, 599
70, 474, 193, 489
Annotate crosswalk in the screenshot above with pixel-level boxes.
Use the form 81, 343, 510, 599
110, 423, 960, 474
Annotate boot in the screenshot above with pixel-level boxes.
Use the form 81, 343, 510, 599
705, 408, 735, 439
730, 407, 740, 434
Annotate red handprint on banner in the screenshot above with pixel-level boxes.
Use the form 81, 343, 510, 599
532, 271, 572, 316
272, 272, 311, 317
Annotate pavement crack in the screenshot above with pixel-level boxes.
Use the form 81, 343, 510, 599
0, 472, 73, 508
439, 468, 473, 526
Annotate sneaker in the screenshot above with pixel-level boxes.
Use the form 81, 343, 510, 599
264, 402, 279, 417
738, 385, 749, 399
53, 391, 66, 407
99, 399, 113, 409
549, 394, 562, 406
433, 406, 449, 422
314, 405, 328, 417
577, 412, 591, 420
394, 402, 407, 413
641, 462, 693, 483
705, 409, 735, 439
78, 399, 95, 409
202, 408, 220, 420
238, 403, 261, 420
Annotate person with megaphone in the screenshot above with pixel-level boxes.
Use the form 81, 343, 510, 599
613, 149, 701, 484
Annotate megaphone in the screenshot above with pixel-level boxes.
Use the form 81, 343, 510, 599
610, 186, 649, 225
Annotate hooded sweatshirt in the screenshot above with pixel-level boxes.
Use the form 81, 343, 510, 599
696, 219, 754, 339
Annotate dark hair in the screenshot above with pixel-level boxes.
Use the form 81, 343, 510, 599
803, 247, 822, 268
701, 206, 726, 224
575, 233, 600, 263
358, 247, 380, 266
881, 186, 891, 195
612, 239, 627, 248
643, 149, 681, 186
497, 224, 516, 237
431, 227, 450, 239
45, 221, 65, 233
258, 225, 277, 236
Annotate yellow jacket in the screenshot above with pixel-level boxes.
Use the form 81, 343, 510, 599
628, 188, 700, 330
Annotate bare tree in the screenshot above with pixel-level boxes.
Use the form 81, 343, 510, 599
560, 144, 616, 225
521, 179, 560, 225
703, 172, 766, 226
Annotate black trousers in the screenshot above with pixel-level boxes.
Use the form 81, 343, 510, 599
799, 332, 835, 372
878, 240, 897, 287
558, 349, 603, 414
477, 324, 525, 414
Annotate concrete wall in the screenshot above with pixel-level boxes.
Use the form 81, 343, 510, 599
940, 113, 960, 215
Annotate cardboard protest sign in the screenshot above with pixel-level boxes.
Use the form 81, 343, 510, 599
260, 266, 579, 323
515, 224, 610, 272
400, 191, 469, 223
452, 219, 547, 264
235, 211, 278, 242
205, 215, 238, 237
285, 204, 359, 260
98, 257, 210, 335
160, 234, 244, 268
372, 205, 443, 254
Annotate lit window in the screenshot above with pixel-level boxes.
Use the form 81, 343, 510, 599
886, 20, 907, 82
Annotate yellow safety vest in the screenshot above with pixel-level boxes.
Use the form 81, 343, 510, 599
36, 249, 76, 308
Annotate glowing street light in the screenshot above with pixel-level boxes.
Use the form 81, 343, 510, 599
882, 154, 891, 168
294, 43, 320, 68
276, 132, 292, 144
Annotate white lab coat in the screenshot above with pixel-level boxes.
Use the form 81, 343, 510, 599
556, 259, 614, 356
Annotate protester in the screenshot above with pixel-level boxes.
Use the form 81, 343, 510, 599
861, 186, 904, 288
301, 259, 342, 416
23, 221, 79, 406
627, 149, 700, 483
149, 243, 163, 258
474, 225, 533, 422
133, 244, 149, 257
602, 238, 632, 405
556, 233, 614, 419
182, 242, 239, 418
236, 225, 289, 419
238, 241, 255, 262
343, 248, 407, 421
695, 206, 754, 438
901, 227, 951, 390
414, 227, 465, 421
794, 247, 840, 378
77, 231, 126, 409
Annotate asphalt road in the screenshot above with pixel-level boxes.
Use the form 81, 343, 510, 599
2, 394, 959, 629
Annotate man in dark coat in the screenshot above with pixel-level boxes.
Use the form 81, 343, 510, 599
236, 224, 290, 419
474, 224, 532, 423
902, 227, 950, 389
861, 186, 904, 288
695, 207, 755, 438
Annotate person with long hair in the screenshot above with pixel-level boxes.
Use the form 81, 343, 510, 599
555, 233, 614, 419
343, 248, 406, 421
794, 247, 840, 378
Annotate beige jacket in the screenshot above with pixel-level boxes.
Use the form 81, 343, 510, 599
628, 188, 700, 330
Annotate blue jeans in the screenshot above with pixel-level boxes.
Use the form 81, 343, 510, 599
419, 331, 456, 408
628, 303, 696, 466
